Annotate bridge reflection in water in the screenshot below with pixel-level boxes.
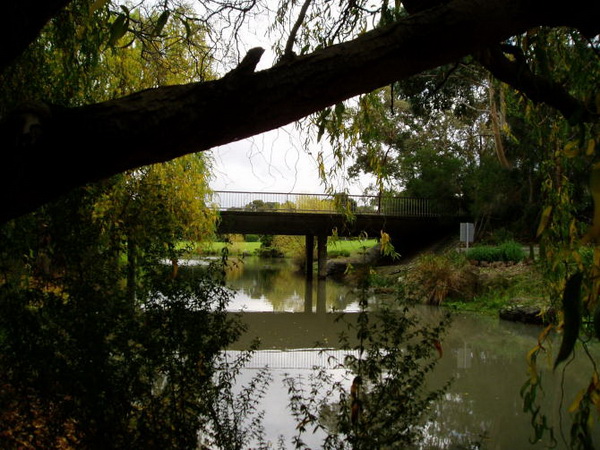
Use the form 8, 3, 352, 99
226, 348, 359, 370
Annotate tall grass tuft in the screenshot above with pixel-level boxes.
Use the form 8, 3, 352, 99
402, 252, 475, 305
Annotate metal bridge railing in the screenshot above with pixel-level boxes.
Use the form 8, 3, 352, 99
210, 191, 452, 217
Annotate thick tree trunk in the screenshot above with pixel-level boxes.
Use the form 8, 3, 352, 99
0, 0, 598, 223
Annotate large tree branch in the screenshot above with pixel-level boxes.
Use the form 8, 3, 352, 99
477, 45, 599, 124
1, 0, 72, 73
1, 0, 599, 223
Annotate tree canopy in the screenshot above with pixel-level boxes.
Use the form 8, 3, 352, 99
1, 0, 599, 222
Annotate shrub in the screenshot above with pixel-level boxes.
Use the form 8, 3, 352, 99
244, 234, 260, 242
259, 234, 274, 247
254, 247, 285, 257
466, 240, 525, 263
0, 261, 256, 449
488, 228, 514, 245
498, 240, 525, 263
465, 245, 498, 262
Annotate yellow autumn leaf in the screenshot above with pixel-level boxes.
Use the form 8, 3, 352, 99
537, 206, 553, 237
568, 389, 586, 413
587, 139, 596, 156
564, 141, 579, 158
380, 231, 391, 247
572, 250, 583, 269
90, 0, 109, 15
569, 219, 579, 240
592, 393, 600, 415
526, 346, 540, 384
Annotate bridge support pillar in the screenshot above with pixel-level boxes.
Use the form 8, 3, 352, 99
305, 235, 314, 280
304, 235, 315, 313
317, 234, 327, 280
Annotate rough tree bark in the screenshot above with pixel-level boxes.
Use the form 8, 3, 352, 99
0, 0, 598, 223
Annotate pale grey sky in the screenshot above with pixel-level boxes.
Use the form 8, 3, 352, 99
208, 125, 374, 195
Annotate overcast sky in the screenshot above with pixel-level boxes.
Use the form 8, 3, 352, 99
208, 126, 374, 195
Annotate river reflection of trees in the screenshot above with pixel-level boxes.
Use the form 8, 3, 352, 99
224, 256, 358, 312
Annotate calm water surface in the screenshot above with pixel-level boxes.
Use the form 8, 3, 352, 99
221, 256, 599, 449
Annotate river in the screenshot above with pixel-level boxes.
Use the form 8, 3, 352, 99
218, 256, 599, 449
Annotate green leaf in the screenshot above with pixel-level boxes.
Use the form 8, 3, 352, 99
153, 10, 170, 37
316, 108, 331, 143
108, 13, 129, 47
554, 272, 583, 370
317, 123, 325, 143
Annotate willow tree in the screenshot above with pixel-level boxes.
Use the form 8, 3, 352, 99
0, 8, 256, 449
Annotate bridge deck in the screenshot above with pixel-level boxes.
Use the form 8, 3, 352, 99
213, 190, 459, 236
217, 209, 455, 237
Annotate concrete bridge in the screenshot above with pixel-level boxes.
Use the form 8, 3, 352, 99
212, 191, 462, 279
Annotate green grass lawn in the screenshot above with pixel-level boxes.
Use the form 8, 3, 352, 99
328, 238, 378, 257
196, 238, 378, 257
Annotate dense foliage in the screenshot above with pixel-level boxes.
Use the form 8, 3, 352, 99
0, 185, 266, 447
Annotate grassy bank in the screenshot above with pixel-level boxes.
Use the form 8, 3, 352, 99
371, 248, 547, 316
197, 238, 378, 258
443, 263, 546, 315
